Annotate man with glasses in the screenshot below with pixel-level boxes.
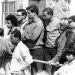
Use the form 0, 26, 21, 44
16, 9, 28, 34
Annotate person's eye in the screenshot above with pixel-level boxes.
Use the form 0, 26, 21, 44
17, 15, 22, 16
27, 12, 30, 14
7, 23, 10, 24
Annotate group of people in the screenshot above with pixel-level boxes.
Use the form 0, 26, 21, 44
0, 0, 75, 75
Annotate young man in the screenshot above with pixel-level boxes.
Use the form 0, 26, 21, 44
16, 9, 28, 34
22, 5, 44, 75
49, 16, 75, 63
42, 7, 60, 75
10, 29, 33, 75
48, 16, 75, 75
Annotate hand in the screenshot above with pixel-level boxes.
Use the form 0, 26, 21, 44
48, 60, 61, 66
56, 62, 63, 67
55, 62, 60, 66
48, 60, 54, 65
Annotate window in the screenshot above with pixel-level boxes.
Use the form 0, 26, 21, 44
2, 1, 15, 26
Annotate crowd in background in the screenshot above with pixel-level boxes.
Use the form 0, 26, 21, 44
0, 0, 75, 75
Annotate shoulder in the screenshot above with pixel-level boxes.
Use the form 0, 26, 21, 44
52, 17, 60, 25
0, 38, 10, 44
53, 17, 60, 22
37, 18, 43, 25
18, 41, 29, 51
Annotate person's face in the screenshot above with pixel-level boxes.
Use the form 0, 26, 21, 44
27, 10, 35, 19
60, 19, 69, 25
16, 12, 26, 22
69, 22, 75, 28
10, 33, 18, 45
66, 54, 74, 61
8, 43, 15, 53
60, 19, 69, 31
42, 11, 52, 21
6, 20, 12, 29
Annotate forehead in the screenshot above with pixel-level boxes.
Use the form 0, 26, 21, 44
6, 20, 11, 24
27, 9, 31, 12
10, 33, 14, 37
43, 11, 48, 15
16, 12, 22, 15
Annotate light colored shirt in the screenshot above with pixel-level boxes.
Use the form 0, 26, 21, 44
19, 18, 28, 34
46, 17, 60, 48
10, 41, 33, 73
54, 59, 75, 75
22, 17, 44, 49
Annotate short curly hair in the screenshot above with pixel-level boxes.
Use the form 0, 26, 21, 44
5, 14, 19, 27
26, 5, 39, 15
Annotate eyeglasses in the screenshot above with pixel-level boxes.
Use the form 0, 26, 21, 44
16, 15, 22, 16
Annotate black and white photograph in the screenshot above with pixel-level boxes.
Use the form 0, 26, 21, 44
0, 0, 75, 75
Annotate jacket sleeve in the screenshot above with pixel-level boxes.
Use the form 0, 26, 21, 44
52, 31, 67, 62
65, 30, 75, 49
52, 30, 75, 62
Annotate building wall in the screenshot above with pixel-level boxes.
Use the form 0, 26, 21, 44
70, 0, 75, 16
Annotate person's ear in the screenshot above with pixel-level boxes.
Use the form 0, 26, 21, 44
16, 37, 20, 42
24, 15, 27, 19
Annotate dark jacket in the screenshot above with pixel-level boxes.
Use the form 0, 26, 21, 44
52, 28, 75, 63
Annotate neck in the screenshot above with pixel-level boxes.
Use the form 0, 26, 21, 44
50, 16, 53, 22
33, 15, 39, 22
15, 40, 20, 46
